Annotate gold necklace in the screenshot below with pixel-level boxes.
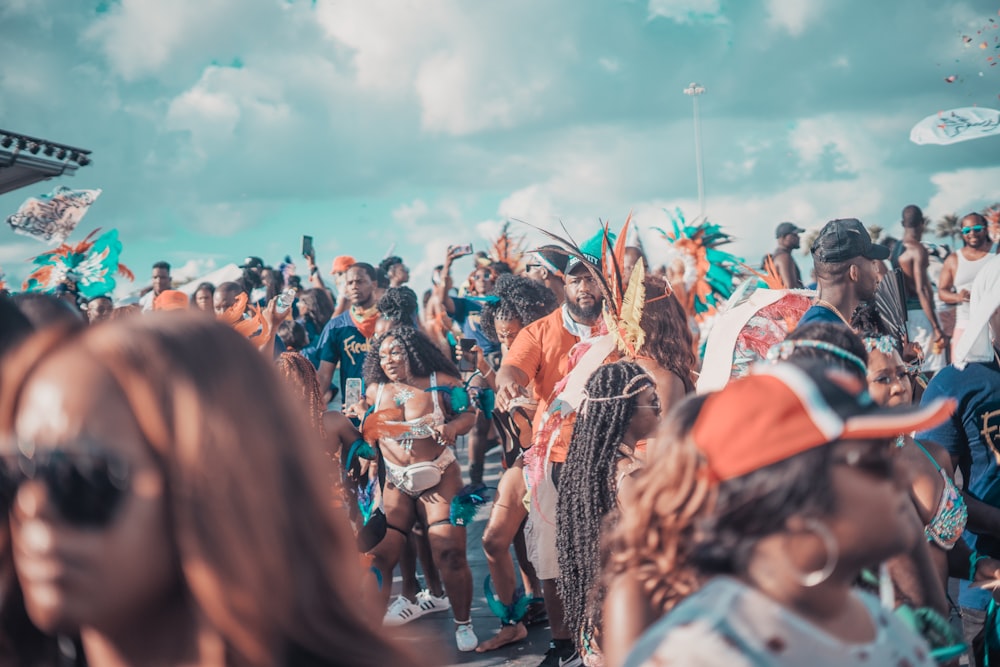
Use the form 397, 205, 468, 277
815, 298, 852, 328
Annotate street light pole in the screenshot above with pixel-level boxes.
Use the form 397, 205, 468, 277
683, 82, 706, 218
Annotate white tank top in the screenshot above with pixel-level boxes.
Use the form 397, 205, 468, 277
955, 248, 995, 323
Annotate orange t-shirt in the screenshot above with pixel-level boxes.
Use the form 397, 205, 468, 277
502, 307, 590, 464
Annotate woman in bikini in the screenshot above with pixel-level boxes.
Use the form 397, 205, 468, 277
351, 326, 480, 652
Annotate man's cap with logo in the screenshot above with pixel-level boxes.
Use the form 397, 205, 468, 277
775, 222, 805, 238
239, 256, 265, 270
810, 218, 890, 263
565, 229, 615, 274
692, 362, 954, 483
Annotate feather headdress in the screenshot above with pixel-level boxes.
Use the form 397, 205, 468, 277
216, 293, 272, 342
653, 208, 744, 322
520, 214, 662, 356
488, 221, 527, 274
22, 228, 134, 299
874, 268, 910, 348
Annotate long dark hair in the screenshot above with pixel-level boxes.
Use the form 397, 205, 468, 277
362, 326, 461, 385
557, 361, 653, 645
0, 315, 426, 667
636, 276, 696, 391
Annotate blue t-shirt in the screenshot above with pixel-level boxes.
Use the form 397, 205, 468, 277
918, 359, 1000, 610
313, 311, 370, 400
451, 296, 499, 355
794, 304, 848, 329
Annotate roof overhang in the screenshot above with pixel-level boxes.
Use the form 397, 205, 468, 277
0, 129, 91, 196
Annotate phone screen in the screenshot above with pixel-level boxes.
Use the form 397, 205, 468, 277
302, 235, 314, 258
458, 338, 476, 372
344, 377, 363, 408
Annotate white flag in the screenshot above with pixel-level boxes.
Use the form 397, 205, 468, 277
910, 107, 1000, 145
6, 185, 102, 244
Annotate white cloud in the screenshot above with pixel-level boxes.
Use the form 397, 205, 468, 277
764, 0, 825, 37
647, 0, 724, 23
926, 166, 1000, 221
789, 113, 910, 175
165, 64, 292, 150
599, 57, 621, 73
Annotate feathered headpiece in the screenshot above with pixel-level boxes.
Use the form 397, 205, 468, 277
22, 228, 134, 299
488, 221, 527, 274
521, 214, 663, 357
216, 293, 272, 342
653, 208, 744, 322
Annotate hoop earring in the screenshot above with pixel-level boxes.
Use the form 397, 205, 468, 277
797, 518, 839, 588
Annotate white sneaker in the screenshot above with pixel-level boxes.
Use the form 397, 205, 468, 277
455, 622, 479, 652
415, 589, 451, 615
383, 596, 423, 627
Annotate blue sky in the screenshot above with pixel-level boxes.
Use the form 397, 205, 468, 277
1, 0, 999, 292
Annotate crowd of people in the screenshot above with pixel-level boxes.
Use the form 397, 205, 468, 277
0, 204, 999, 667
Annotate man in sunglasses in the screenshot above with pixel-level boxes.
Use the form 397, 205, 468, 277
523, 245, 567, 305
939, 213, 997, 355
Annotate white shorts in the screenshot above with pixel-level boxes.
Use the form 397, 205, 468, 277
907, 308, 946, 373
524, 460, 560, 580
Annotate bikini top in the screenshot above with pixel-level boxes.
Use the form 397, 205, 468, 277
363, 373, 446, 449
913, 438, 967, 550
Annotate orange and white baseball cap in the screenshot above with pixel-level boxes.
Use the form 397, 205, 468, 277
692, 362, 955, 483
330, 255, 356, 274
153, 289, 190, 311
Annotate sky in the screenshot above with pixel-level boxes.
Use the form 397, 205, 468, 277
1, 0, 999, 293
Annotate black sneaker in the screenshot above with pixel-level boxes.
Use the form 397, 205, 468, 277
537, 642, 583, 667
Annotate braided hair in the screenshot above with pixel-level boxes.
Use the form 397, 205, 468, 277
362, 326, 461, 385
556, 360, 654, 647
275, 351, 326, 438
480, 273, 558, 343
376, 286, 418, 327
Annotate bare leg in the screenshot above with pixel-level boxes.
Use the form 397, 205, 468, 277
467, 413, 491, 486
543, 578, 570, 641
413, 524, 444, 597
399, 533, 420, 601
477, 466, 530, 651
420, 463, 473, 622
368, 486, 415, 608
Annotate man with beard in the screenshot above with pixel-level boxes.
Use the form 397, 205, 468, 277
767, 222, 805, 289
315, 262, 379, 405
893, 204, 947, 372
494, 249, 605, 667
939, 213, 997, 356
795, 218, 889, 330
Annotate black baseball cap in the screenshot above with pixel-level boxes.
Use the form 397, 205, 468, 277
811, 218, 890, 263
775, 222, 805, 238
239, 256, 264, 270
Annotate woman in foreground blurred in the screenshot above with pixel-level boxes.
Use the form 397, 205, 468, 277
604, 362, 954, 667
0, 313, 422, 666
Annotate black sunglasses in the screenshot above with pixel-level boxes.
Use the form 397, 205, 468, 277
1, 445, 130, 528
492, 406, 532, 469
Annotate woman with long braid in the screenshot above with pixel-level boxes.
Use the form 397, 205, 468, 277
556, 361, 661, 665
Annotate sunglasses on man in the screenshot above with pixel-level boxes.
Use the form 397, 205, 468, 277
1, 443, 130, 528
962, 225, 985, 235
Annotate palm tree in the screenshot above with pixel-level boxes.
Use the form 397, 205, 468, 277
934, 213, 962, 245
